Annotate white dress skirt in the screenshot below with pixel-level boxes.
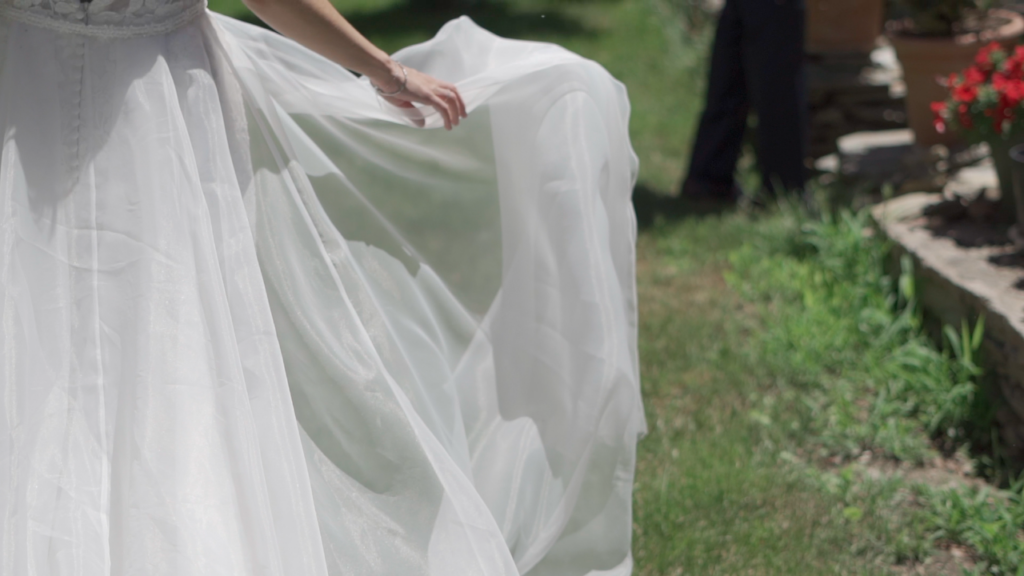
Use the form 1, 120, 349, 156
0, 1, 645, 574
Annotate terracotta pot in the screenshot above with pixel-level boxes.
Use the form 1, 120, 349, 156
890, 9, 1024, 148
807, 0, 885, 54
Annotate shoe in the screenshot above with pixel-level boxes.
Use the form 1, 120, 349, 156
678, 178, 742, 214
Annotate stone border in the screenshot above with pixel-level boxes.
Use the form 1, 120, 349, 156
872, 194, 1024, 454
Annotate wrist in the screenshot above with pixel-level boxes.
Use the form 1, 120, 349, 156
369, 58, 405, 93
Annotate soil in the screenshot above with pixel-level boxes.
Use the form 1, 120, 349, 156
824, 449, 988, 575
925, 215, 1014, 248
920, 195, 1023, 258
990, 249, 1024, 268
893, 544, 977, 576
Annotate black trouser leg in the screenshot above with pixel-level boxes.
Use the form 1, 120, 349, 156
684, 0, 748, 194
684, 0, 807, 196
743, 0, 807, 194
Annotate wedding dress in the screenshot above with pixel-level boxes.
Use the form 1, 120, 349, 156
0, 0, 644, 573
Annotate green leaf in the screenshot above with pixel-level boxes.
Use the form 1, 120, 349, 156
971, 315, 986, 352
842, 506, 863, 522
961, 320, 973, 366
944, 325, 963, 361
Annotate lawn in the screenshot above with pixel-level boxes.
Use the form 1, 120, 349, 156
209, 0, 1017, 573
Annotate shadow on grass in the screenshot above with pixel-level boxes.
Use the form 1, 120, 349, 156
633, 183, 742, 230
237, 1, 595, 40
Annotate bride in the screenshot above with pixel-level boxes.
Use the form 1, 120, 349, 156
0, 0, 645, 572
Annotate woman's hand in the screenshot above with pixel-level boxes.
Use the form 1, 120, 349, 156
371, 63, 468, 131
238, 0, 466, 129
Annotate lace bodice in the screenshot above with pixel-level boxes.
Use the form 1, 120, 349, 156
0, 0, 206, 37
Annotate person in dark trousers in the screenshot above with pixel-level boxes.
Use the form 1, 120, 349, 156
682, 0, 808, 205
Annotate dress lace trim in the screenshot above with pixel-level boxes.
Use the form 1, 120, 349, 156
0, 0, 206, 38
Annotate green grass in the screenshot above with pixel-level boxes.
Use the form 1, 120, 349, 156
634, 212, 914, 575
635, 202, 1024, 575
727, 209, 989, 467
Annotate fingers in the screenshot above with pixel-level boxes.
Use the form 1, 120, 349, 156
429, 87, 461, 130
445, 83, 468, 119
379, 70, 468, 130
428, 94, 452, 129
383, 92, 452, 130
440, 90, 460, 128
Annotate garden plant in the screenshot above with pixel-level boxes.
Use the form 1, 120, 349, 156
933, 41, 1024, 224
931, 42, 1024, 140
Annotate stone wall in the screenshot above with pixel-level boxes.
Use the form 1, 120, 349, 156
874, 194, 1024, 460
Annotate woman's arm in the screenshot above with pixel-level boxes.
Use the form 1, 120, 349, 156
243, 0, 467, 129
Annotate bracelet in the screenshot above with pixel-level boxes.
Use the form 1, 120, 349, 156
373, 65, 408, 97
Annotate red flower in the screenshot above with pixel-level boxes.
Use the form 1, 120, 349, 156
1004, 78, 1024, 106
953, 83, 978, 104
1006, 49, 1024, 79
993, 72, 1009, 91
993, 72, 1024, 116
964, 66, 987, 86
937, 45, 1024, 136
976, 41, 1002, 70
1011, 80, 1024, 101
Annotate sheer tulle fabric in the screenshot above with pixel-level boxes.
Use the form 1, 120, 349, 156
0, 12, 643, 576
